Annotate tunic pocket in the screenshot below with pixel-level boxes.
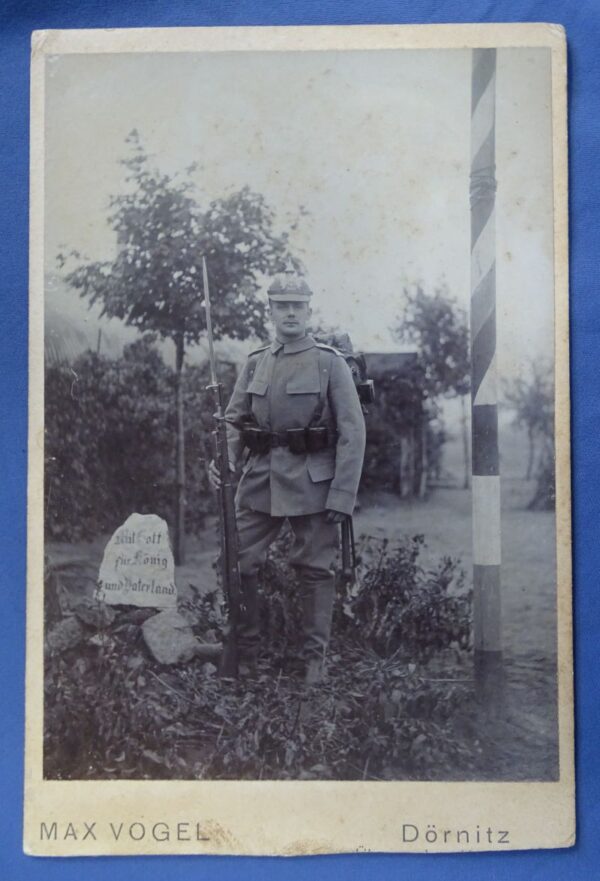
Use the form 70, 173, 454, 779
247, 378, 268, 396
286, 359, 321, 395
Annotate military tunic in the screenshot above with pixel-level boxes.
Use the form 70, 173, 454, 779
223, 333, 365, 662
224, 335, 366, 518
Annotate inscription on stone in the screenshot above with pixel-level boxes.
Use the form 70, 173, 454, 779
96, 513, 177, 608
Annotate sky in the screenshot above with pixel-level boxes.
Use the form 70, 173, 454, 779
44, 46, 554, 379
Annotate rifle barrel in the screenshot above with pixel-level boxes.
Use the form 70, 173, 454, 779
202, 257, 219, 395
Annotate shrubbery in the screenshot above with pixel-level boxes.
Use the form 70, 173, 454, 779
340, 535, 471, 661
45, 337, 236, 541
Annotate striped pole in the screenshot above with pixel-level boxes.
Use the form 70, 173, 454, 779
470, 48, 503, 702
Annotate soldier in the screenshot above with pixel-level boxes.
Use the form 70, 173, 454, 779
209, 264, 366, 684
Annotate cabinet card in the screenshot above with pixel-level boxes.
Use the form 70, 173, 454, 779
26, 23, 573, 856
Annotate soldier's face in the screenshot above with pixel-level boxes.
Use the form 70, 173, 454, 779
269, 300, 311, 340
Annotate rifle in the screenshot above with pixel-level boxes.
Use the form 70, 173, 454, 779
202, 257, 241, 678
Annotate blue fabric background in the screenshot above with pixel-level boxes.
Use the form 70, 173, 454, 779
1, 1, 597, 878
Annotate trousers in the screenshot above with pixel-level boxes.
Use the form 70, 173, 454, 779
235, 507, 339, 660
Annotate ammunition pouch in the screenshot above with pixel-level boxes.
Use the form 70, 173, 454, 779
286, 427, 307, 454
240, 423, 336, 455
306, 426, 330, 453
241, 425, 271, 454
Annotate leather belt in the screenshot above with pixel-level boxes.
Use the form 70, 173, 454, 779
241, 425, 338, 454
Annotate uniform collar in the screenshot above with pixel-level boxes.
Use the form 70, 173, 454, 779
270, 335, 317, 355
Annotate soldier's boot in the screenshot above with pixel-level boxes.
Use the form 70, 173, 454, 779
237, 573, 261, 676
299, 571, 335, 686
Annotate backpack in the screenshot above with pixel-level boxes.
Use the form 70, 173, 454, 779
313, 332, 375, 411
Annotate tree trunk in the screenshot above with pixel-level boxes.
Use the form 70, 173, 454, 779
525, 427, 535, 479
417, 409, 429, 499
174, 333, 186, 565
460, 394, 471, 489
399, 431, 412, 498
528, 434, 555, 511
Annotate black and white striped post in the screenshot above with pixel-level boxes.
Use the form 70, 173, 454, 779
470, 48, 503, 702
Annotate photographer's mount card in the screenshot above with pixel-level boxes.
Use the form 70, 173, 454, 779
26, 23, 573, 855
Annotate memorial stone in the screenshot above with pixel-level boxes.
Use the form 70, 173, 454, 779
96, 513, 177, 608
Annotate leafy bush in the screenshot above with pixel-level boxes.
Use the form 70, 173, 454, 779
339, 535, 471, 663
45, 337, 235, 541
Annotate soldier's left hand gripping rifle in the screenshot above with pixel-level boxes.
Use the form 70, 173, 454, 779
202, 257, 241, 678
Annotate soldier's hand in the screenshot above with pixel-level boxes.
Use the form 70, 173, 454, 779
208, 460, 235, 490
325, 509, 347, 524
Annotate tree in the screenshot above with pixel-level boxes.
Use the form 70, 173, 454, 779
60, 131, 294, 561
504, 359, 553, 479
393, 285, 471, 490
504, 359, 555, 510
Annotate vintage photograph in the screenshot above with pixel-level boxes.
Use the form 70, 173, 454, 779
26, 25, 573, 855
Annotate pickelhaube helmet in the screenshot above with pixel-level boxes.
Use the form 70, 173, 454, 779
267, 259, 313, 302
